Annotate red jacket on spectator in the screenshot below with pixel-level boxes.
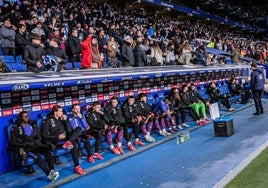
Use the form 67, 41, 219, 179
81, 35, 102, 68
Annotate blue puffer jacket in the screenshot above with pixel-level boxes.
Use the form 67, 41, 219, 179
250, 68, 265, 90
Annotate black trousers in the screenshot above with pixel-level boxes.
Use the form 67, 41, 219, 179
30, 146, 54, 176
89, 130, 103, 154
252, 89, 263, 113
67, 128, 81, 167
218, 96, 232, 109
180, 106, 200, 122
124, 122, 140, 142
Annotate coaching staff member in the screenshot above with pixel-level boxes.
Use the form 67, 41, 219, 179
250, 62, 265, 115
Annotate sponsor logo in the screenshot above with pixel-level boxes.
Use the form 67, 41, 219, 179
3, 109, 13, 116
1, 93, 11, 98
78, 90, 85, 95
22, 96, 31, 102
71, 86, 78, 91
77, 80, 92, 84
2, 99, 11, 104
41, 104, 50, 110
32, 106, 41, 111
65, 101, 72, 106
22, 102, 31, 107
44, 82, 64, 87
12, 84, 29, 91
13, 108, 23, 114
56, 88, 64, 92
31, 90, 40, 95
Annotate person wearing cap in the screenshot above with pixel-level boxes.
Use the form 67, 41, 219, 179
24, 34, 45, 73
121, 35, 135, 67
0, 18, 16, 56
250, 62, 265, 115
81, 35, 102, 69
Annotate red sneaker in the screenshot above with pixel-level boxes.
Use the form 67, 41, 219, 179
93, 153, 104, 160
116, 146, 125, 154
198, 120, 206, 126
62, 141, 73, 149
128, 144, 136, 151
88, 155, 95, 163
111, 147, 120, 155
134, 140, 145, 146
74, 166, 86, 175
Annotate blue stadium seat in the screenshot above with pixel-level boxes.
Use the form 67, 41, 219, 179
15, 56, 23, 63
13, 63, 26, 72
1, 55, 15, 63
73, 62, 82, 69
65, 62, 73, 70
0, 44, 3, 55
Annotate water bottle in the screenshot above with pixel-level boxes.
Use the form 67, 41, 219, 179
176, 135, 180, 145
179, 131, 190, 143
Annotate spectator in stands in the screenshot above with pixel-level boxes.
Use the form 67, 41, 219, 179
133, 37, 147, 67
228, 78, 250, 104
165, 43, 176, 65
84, 101, 105, 160
24, 34, 45, 73
46, 36, 68, 71
41, 105, 87, 175
104, 96, 125, 154
136, 93, 156, 143
31, 21, 46, 41
250, 63, 265, 115
122, 96, 145, 151
10, 111, 59, 182
98, 29, 108, 68
194, 45, 206, 65
68, 104, 99, 163
107, 36, 122, 68
0, 18, 16, 56
230, 45, 240, 64
15, 24, 29, 57
219, 56, 226, 65
149, 41, 163, 66
178, 40, 193, 66
66, 27, 81, 67
121, 35, 135, 67
81, 35, 102, 69
0, 57, 10, 73
207, 82, 235, 112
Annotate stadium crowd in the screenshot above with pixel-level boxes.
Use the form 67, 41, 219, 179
3, 0, 259, 183
0, 0, 267, 73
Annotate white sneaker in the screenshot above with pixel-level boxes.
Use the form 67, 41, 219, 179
163, 131, 172, 136
177, 125, 183, 130
145, 135, 155, 142
48, 170, 59, 182
181, 123, 189, 128
159, 130, 167, 136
